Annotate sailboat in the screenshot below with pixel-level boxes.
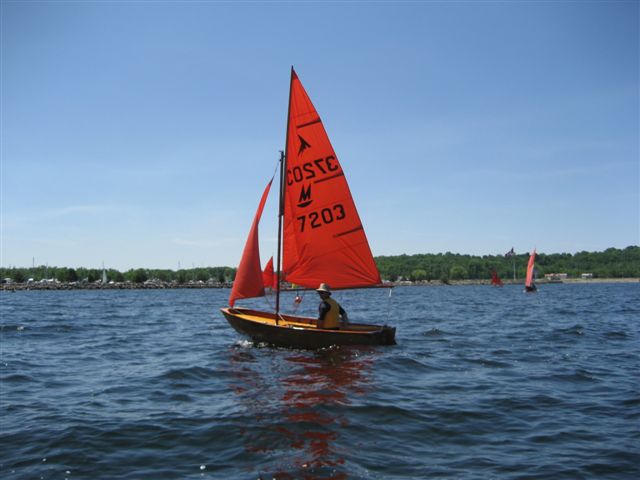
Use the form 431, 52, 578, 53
220, 68, 396, 349
490, 269, 503, 287
524, 248, 537, 292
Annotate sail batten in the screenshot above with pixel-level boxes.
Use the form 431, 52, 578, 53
334, 225, 364, 238
314, 172, 344, 184
297, 119, 321, 128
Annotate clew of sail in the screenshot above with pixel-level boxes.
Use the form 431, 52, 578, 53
228, 179, 273, 307
282, 69, 381, 290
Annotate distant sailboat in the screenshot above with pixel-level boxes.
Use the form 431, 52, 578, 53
101, 263, 108, 284
524, 249, 537, 292
490, 269, 504, 287
220, 68, 396, 349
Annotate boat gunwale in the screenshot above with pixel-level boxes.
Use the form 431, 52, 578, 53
220, 307, 390, 335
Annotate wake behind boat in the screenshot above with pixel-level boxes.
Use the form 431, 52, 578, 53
220, 68, 396, 348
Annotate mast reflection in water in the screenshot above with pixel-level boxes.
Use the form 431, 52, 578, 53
227, 345, 376, 479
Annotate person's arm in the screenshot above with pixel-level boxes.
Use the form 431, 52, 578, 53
339, 306, 349, 325
318, 301, 330, 325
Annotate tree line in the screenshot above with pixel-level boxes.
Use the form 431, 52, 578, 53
375, 246, 640, 282
1, 246, 637, 285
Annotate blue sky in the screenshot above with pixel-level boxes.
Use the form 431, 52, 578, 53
1, 1, 638, 271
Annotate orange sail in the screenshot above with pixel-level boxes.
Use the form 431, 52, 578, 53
282, 69, 381, 289
228, 180, 273, 307
525, 248, 536, 288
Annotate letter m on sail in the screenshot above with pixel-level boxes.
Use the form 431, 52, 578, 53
297, 184, 312, 208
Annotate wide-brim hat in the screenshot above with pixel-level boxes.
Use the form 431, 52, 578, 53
316, 283, 332, 294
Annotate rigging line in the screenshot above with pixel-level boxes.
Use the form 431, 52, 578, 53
263, 290, 295, 321
262, 289, 275, 310
270, 157, 279, 182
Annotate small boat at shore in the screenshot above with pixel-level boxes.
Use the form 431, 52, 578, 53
220, 68, 396, 349
491, 269, 504, 287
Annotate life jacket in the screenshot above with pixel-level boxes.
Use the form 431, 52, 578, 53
322, 297, 341, 329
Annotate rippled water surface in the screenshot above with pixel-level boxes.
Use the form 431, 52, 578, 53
1, 284, 639, 479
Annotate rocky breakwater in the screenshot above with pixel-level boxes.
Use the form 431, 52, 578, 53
1, 279, 232, 291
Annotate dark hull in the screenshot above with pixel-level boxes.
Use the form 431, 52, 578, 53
221, 308, 396, 349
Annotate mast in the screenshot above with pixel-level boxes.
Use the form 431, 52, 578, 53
275, 150, 285, 318
275, 67, 295, 317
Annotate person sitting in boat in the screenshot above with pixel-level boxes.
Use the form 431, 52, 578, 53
316, 283, 348, 329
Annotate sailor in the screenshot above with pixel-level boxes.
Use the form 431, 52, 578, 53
316, 283, 348, 329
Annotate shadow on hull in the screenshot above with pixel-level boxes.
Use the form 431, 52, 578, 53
221, 307, 396, 350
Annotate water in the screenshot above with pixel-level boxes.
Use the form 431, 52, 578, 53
1, 284, 639, 479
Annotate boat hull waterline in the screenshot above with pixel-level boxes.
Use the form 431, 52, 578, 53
221, 307, 396, 349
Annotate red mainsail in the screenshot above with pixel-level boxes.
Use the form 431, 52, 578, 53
525, 248, 536, 288
228, 180, 273, 307
282, 69, 381, 289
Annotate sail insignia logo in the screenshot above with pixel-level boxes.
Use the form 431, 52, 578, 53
297, 184, 312, 208
298, 135, 311, 155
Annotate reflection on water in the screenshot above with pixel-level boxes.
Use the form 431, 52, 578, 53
228, 345, 376, 479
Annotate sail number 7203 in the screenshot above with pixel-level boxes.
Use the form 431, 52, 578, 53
297, 204, 346, 232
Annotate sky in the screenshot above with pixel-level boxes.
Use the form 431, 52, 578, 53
1, 0, 638, 271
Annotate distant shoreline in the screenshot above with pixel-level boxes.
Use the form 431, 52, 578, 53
0, 281, 230, 292
395, 278, 639, 287
1, 277, 637, 292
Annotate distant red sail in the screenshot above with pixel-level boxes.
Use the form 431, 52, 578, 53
282, 69, 381, 289
491, 269, 503, 286
525, 248, 536, 288
228, 180, 273, 307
